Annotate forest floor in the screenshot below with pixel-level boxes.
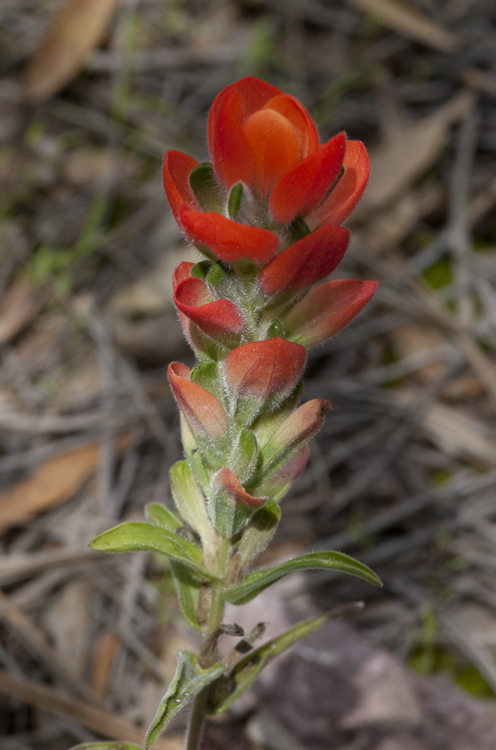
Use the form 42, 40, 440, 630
1, 0, 496, 748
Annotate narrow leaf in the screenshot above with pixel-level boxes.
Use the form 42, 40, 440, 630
224, 551, 382, 605
146, 502, 182, 532
170, 460, 217, 552
235, 500, 281, 570
170, 561, 201, 631
145, 651, 227, 747
208, 608, 357, 714
90, 522, 217, 582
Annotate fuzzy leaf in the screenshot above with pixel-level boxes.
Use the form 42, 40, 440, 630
224, 551, 381, 605
170, 460, 217, 551
89, 522, 217, 582
189, 162, 223, 212
208, 611, 341, 713
146, 502, 183, 532
235, 500, 281, 570
145, 651, 227, 747
170, 561, 202, 631
229, 428, 259, 484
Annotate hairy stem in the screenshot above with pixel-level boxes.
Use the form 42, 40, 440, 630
184, 538, 230, 750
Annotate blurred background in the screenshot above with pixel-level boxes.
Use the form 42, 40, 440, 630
1, 1, 496, 748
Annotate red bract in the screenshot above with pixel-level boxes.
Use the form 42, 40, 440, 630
173, 268, 244, 340
258, 225, 349, 297
283, 279, 378, 348
163, 77, 370, 269
213, 468, 267, 508
224, 338, 306, 403
180, 206, 280, 265
306, 140, 370, 229
168, 362, 228, 441
265, 399, 331, 457
163, 151, 200, 231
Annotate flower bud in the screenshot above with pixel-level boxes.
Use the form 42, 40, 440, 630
254, 446, 310, 503
258, 399, 331, 484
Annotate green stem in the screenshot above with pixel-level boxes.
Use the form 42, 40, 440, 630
184, 538, 230, 750
184, 687, 210, 750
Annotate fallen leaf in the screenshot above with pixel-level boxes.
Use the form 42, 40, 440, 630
362, 89, 474, 212
24, 0, 121, 104
92, 631, 121, 697
0, 276, 46, 345
346, 0, 458, 52
0, 434, 130, 533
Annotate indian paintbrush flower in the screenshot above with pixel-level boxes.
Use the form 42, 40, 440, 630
86, 76, 381, 750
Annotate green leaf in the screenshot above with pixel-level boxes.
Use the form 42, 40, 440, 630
190, 360, 223, 401
208, 611, 339, 714
224, 551, 382, 605
189, 162, 222, 212
207, 261, 230, 293
170, 561, 201, 631
146, 502, 182, 532
191, 260, 212, 280
228, 183, 243, 219
229, 428, 259, 484
265, 318, 284, 339
169, 461, 217, 552
145, 651, 227, 747
287, 216, 311, 243
235, 500, 281, 570
68, 744, 142, 750
89, 522, 217, 582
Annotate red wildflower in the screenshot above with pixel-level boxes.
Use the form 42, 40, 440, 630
163, 77, 369, 268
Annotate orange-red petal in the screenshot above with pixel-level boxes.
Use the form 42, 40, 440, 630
208, 87, 254, 190
263, 94, 319, 160
307, 140, 370, 228
242, 109, 300, 198
270, 132, 346, 224
163, 151, 200, 227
